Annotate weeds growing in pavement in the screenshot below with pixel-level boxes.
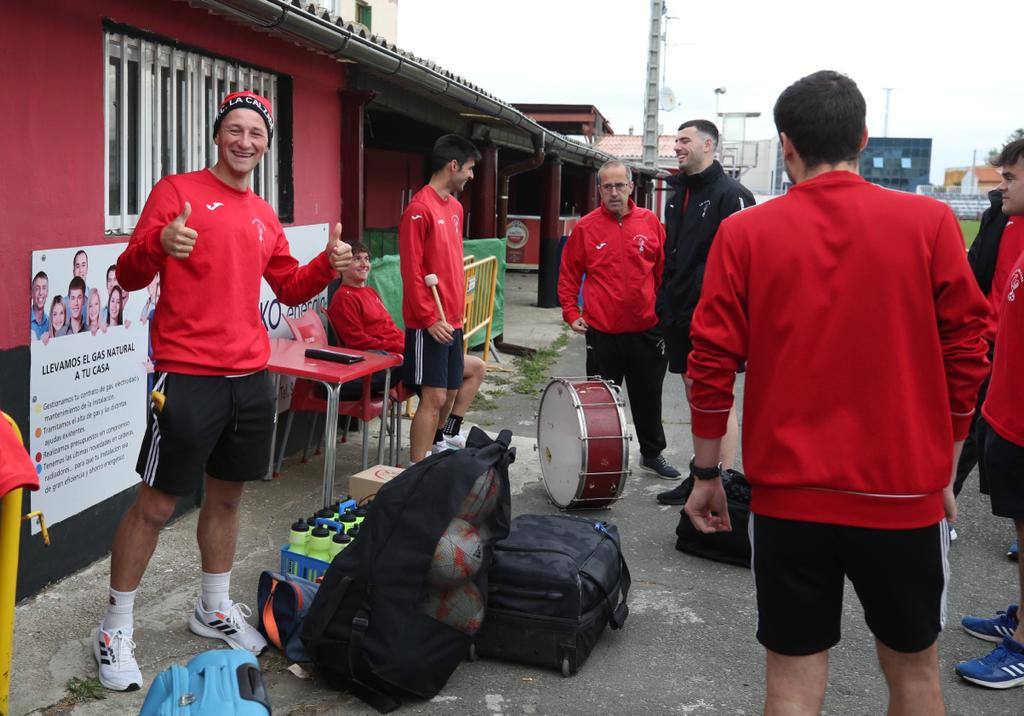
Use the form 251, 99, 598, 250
512, 328, 570, 395
64, 677, 105, 703
471, 390, 500, 412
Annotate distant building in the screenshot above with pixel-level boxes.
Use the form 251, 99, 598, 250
312, 0, 398, 43
859, 137, 932, 192
957, 165, 1002, 193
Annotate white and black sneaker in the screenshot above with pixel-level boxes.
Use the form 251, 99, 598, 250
93, 625, 143, 691
188, 598, 267, 654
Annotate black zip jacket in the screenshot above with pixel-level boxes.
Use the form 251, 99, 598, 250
656, 160, 755, 327
967, 190, 1009, 296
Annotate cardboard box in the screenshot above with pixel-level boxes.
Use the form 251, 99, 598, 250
349, 464, 404, 504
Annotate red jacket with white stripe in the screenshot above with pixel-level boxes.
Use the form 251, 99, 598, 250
558, 200, 665, 334
688, 171, 990, 529
117, 170, 335, 375
399, 186, 465, 330
983, 235, 1024, 448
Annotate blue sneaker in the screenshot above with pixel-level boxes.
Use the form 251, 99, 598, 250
640, 454, 682, 480
1009, 539, 1019, 561
962, 605, 1019, 642
956, 637, 1024, 689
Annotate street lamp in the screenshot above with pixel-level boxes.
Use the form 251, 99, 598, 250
714, 87, 726, 118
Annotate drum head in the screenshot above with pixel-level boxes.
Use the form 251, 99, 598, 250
537, 380, 584, 508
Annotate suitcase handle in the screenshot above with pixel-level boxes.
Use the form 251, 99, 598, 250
584, 525, 631, 630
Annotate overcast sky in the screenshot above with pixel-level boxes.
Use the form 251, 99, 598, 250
398, 0, 1021, 185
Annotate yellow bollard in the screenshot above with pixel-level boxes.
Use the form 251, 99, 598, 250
0, 412, 45, 716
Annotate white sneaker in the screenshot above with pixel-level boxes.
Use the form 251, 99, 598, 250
187, 598, 267, 654
93, 625, 143, 691
442, 432, 467, 449
431, 440, 451, 455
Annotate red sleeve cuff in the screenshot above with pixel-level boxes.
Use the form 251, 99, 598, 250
951, 411, 974, 441
563, 306, 581, 325
690, 407, 730, 439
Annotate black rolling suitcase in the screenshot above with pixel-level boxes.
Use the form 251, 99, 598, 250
474, 514, 630, 676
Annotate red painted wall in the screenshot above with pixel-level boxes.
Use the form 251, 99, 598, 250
365, 148, 425, 228
0, 0, 347, 350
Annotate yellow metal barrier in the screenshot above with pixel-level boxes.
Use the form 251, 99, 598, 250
0, 413, 48, 716
462, 256, 499, 363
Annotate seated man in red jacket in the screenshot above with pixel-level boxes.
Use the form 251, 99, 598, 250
327, 242, 485, 452
684, 71, 990, 714
558, 160, 680, 479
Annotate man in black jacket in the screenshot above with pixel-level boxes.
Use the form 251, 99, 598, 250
656, 119, 754, 505
954, 190, 1009, 500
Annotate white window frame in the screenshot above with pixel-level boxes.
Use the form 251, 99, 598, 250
104, 31, 278, 235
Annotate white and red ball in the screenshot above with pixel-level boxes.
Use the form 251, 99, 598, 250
428, 517, 484, 588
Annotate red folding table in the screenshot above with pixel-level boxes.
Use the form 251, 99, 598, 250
265, 338, 401, 508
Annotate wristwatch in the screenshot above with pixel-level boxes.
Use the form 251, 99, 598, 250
689, 457, 722, 481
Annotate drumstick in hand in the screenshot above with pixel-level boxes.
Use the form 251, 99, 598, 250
425, 273, 448, 325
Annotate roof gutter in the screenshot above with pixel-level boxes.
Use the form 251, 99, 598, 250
185, 0, 623, 167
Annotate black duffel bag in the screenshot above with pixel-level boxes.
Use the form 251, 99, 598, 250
300, 427, 514, 713
674, 469, 752, 568
475, 514, 630, 677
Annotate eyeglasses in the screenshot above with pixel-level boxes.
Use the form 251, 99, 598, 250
599, 182, 631, 193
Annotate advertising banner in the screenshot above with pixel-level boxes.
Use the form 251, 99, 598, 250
27, 224, 329, 531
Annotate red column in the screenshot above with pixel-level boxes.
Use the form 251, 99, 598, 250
537, 155, 563, 308
339, 90, 376, 245
469, 143, 498, 238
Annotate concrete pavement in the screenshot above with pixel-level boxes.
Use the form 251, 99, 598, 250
11, 271, 1023, 715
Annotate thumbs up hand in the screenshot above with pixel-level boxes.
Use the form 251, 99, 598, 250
327, 222, 353, 272
160, 202, 199, 259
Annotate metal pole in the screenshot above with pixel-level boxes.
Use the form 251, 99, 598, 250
641, 0, 664, 168
882, 88, 894, 138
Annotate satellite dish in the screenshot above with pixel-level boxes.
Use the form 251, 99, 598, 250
659, 86, 678, 112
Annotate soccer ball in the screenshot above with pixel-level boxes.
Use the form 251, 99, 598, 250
457, 468, 501, 524
419, 582, 484, 635
427, 517, 483, 588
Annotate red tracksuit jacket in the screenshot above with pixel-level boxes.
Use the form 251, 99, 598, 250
689, 171, 990, 529
984, 223, 1024, 447
399, 186, 465, 331
117, 170, 335, 375
558, 199, 665, 334
327, 284, 405, 355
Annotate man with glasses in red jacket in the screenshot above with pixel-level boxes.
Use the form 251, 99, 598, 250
557, 160, 680, 479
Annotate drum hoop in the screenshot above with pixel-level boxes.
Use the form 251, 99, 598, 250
536, 378, 589, 508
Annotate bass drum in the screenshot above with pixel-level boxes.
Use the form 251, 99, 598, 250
536, 377, 629, 509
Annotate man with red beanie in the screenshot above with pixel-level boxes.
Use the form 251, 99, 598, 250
558, 160, 680, 479
684, 71, 989, 714
95, 91, 352, 692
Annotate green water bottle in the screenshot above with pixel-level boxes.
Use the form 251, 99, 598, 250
352, 507, 368, 528
306, 526, 332, 562
328, 533, 352, 560
347, 525, 361, 540
289, 519, 310, 556
339, 514, 358, 534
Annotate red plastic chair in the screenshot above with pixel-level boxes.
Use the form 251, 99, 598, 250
275, 311, 387, 471
324, 310, 410, 466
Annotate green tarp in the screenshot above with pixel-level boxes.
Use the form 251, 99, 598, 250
366, 237, 506, 349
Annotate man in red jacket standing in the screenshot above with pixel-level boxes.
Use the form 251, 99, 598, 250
956, 140, 1024, 689
684, 71, 989, 714
400, 135, 480, 462
96, 91, 352, 693
558, 160, 680, 479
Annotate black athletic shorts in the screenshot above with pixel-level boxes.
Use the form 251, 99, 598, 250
403, 328, 464, 390
978, 417, 1024, 519
749, 514, 950, 656
136, 371, 275, 496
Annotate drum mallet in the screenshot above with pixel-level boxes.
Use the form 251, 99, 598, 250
424, 273, 448, 324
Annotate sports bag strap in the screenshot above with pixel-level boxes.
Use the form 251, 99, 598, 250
347, 605, 400, 714
261, 578, 283, 650
301, 574, 353, 650
590, 523, 630, 630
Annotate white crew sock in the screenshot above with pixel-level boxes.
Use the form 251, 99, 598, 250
102, 587, 136, 632
200, 570, 231, 612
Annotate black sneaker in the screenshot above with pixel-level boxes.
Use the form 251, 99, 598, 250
657, 476, 694, 505
640, 454, 682, 480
